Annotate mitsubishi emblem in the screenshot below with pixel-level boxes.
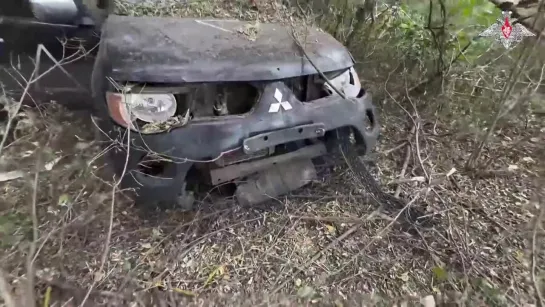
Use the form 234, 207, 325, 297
268, 88, 292, 113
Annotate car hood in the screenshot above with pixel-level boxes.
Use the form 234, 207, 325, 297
100, 15, 355, 83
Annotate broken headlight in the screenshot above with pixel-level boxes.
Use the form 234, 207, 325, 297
323, 67, 362, 98
106, 92, 177, 130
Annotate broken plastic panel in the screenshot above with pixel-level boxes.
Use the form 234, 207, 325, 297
323, 67, 361, 98
235, 158, 318, 206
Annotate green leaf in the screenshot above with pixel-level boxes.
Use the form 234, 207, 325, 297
204, 265, 225, 287
432, 266, 448, 282
462, 7, 472, 18
58, 194, 71, 207
43, 286, 52, 307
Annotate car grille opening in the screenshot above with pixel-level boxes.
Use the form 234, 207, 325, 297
364, 109, 375, 131
173, 83, 258, 118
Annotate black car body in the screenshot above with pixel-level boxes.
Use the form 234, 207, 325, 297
1, 1, 379, 208
0, 0, 110, 102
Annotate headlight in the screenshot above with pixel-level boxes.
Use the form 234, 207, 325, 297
323, 67, 362, 98
106, 92, 177, 129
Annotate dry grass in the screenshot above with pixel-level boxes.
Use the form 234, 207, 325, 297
0, 98, 542, 306
0, 0, 544, 306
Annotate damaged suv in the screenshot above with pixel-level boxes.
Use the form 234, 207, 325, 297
1, 1, 380, 208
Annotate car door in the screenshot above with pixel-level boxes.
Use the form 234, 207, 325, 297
0, 0, 113, 103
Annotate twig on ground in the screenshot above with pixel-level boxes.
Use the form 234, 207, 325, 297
0, 156, 62, 182
271, 209, 380, 293
36, 274, 127, 300
331, 190, 423, 277
414, 120, 429, 183
118, 208, 235, 291
382, 141, 408, 156
531, 196, 545, 307
395, 142, 411, 198
391, 176, 427, 185
405, 85, 430, 184
25, 150, 42, 307
288, 215, 366, 224
254, 206, 306, 282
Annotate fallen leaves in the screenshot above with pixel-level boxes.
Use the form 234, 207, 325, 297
508, 164, 519, 171
172, 288, 196, 297
420, 295, 436, 307
204, 265, 227, 287
140, 242, 152, 249
237, 21, 261, 41
296, 285, 315, 299
0, 155, 62, 183
522, 157, 536, 164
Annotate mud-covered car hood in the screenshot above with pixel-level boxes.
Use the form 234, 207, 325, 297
100, 15, 355, 83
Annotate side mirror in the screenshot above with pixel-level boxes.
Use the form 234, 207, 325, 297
28, 0, 114, 27
28, 0, 79, 24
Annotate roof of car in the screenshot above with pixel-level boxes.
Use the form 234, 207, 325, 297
100, 15, 355, 83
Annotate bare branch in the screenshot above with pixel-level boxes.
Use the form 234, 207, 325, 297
25, 150, 42, 307
79, 85, 133, 306
531, 183, 545, 307
0, 43, 96, 156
